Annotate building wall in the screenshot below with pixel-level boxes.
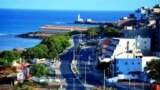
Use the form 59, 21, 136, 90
122, 28, 150, 38
99, 38, 150, 62
115, 58, 142, 74
118, 74, 139, 80
136, 36, 151, 51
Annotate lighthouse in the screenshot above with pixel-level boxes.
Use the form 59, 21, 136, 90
77, 14, 83, 22
77, 14, 80, 21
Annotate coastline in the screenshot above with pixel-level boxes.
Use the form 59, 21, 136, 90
16, 32, 52, 39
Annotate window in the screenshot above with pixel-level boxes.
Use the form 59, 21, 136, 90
132, 74, 135, 77
145, 46, 147, 49
134, 68, 138, 71
144, 41, 146, 44
132, 62, 134, 65
116, 61, 118, 64
138, 62, 140, 65
125, 62, 128, 65
117, 67, 119, 71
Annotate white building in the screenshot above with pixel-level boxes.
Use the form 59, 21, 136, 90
99, 36, 151, 62
107, 54, 159, 82
136, 35, 151, 51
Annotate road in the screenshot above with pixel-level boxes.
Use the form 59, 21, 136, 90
77, 46, 103, 86
60, 34, 85, 90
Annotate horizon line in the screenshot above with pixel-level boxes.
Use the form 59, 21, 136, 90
0, 8, 135, 12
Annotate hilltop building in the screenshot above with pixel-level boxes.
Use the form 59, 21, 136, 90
117, 14, 137, 29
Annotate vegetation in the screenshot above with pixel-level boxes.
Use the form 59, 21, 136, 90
30, 63, 49, 78
0, 33, 71, 66
23, 34, 70, 61
69, 30, 87, 36
15, 80, 49, 90
0, 50, 22, 67
86, 27, 100, 38
40, 34, 70, 59
104, 27, 120, 37
144, 59, 160, 82
23, 47, 45, 60
96, 62, 111, 76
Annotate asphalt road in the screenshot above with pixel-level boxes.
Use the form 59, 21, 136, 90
59, 34, 85, 90
78, 47, 103, 86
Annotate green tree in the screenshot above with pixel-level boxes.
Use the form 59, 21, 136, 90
59, 36, 70, 49
0, 58, 12, 67
87, 27, 100, 38
0, 50, 19, 61
104, 27, 120, 37
24, 47, 44, 60
23, 34, 70, 61
0, 50, 22, 67
36, 44, 49, 58
40, 35, 70, 60
30, 63, 49, 78
144, 59, 160, 82
96, 62, 111, 76
48, 47, 59, 60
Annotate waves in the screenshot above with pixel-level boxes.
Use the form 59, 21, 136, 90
0, 33, 17, 37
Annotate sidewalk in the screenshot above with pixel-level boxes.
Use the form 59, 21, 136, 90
51, 61, 67, 90
52, 61, 61, 74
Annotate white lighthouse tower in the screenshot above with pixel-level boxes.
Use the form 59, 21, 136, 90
77, 14, 83, 22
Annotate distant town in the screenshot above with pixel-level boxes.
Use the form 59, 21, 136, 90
0, 4, 160, 90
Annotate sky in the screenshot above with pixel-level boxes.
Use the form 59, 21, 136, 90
0, 0, 160, 11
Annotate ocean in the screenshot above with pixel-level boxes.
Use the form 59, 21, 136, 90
0, 9, 134, 50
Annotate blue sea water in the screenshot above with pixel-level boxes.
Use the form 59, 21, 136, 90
0, 9, 134, 50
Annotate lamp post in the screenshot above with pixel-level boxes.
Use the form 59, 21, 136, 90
104, 69, 106, 90
85, 62, 87, 84
129, 78, 130, 87
73, 46, 76, 61
70, 78, 76, 90
81, 61, 88, 84
76, 54, 83, 70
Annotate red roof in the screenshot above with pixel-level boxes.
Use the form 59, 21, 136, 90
101, 40, 111, 45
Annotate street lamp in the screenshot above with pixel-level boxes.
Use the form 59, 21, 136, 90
104, 69, 106, 90
75, 54, 83, 70
72, 46, 76, 61
70, 78, 76, 90
85, 62, 87, 84
129, 78, 130, 87
81, 61, 88, 84
88, 55, 91, 64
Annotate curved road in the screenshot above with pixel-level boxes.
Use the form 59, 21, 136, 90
60, 35, 85, 90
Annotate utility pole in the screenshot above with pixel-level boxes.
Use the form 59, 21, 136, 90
104, 69, 106, 90
85, 62, 87, 84
129, 78, 130, 87
71, 78, 75, 90
142, 81, 144, 90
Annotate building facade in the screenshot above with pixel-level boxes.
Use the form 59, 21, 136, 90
99, 37, 151, 62
113, 58, 142, 80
